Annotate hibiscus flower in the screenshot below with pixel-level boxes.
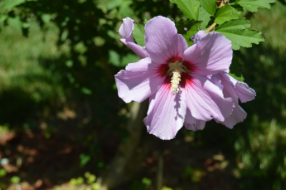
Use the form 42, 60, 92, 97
115, 16, 235, 140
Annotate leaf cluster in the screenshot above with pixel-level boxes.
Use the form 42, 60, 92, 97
168, 0, 276, 80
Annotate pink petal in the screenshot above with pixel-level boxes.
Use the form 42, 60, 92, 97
119, 17, 135, 43
235, 83, 256, 103
184, 74, 234, 122
184, 110, 206, 131
125, 42, 149, 59
145, 16, 188, 64
115, 57, 164, 103
221, 105, 247, 129
222, 74, 256, 103
183, 32, 232, 75
144, 84, 187, 140
119, 17, 148, 58
213, 73, 249, 128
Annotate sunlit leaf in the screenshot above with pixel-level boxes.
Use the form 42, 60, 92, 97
198, 6, 212, 29
76, 177, 84, 185
98, 0, 124, 10
216, 19, 264, 50
162, 187, 173, 190
216, 18, 250, 30
87, 174, 96, 184
122, 53, 140, 67
92, 183, 100, 190
7, 17, 22, 32
229, 72, 244, 82
65, 60, 73, 68
10, 176, 20, 184
199, 0, 217, 15
0, 169, 6, 177
108, 50, 120, 66
119, 1, 133, 18
170, 0, 200, 20
141, 177, 152, 186
0, 14, 8, 23
133, 23, 145, 46
215, 5, 241, 24
69, 178, 77, 186
235, 0, 276, 12
93, 36, 106, 47
1, 0, 25, 11
41, 14, 51, 24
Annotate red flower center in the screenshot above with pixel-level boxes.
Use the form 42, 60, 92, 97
156, 56, 196, 91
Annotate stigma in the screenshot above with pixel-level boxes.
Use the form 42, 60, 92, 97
170, 70, 181, 94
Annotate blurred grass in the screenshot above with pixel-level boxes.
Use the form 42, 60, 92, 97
0, 19, 68, 124
0, 19, 65, 103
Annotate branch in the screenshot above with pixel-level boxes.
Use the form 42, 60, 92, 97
206, 0, 228, 33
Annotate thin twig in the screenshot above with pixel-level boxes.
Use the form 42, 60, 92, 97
206, 23, 217, 33
205, 0, 228, 32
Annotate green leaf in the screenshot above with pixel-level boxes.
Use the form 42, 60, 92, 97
235, 0, 276, 12
69, 178, 77, 186
79, 154, 91, 167
142, 177, 152, 186
175, 18, 202, 46
7, 17, 22, 32
1, 0, 25, 11
229, 72, 244, 82
199, 0, 217, 15
121, 53, 140, 67
162, 187, 173, 190
184, 21, 202, 46
144, 18, 150, 25
92, 183, 100, 190
119, 1, 133, 18
0, 169, 6, 177
106, 0, 124, 10
170, 0, 200, 20
81, 87, 92, 95
10, 176, 20, 184
0, 14, 8, 23
215, 5, 241, 24
65, 60, 73, 68
216, 19, 264, 50
216, 18, 250, 30
108, 50, 120, 66
41, 14, 51, 24
198, 6, 212, 29
133, 23, 145, 46
76, 177, 84, 185
176, 19, 196, 34
229, 55, 244, 82
87, 174, 96, 184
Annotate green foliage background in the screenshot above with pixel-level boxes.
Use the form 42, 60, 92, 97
0, 0, 285, 189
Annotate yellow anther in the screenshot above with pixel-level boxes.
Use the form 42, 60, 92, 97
171, 70, 181, 94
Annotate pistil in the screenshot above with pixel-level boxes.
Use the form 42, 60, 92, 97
170, 69, 181, 94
